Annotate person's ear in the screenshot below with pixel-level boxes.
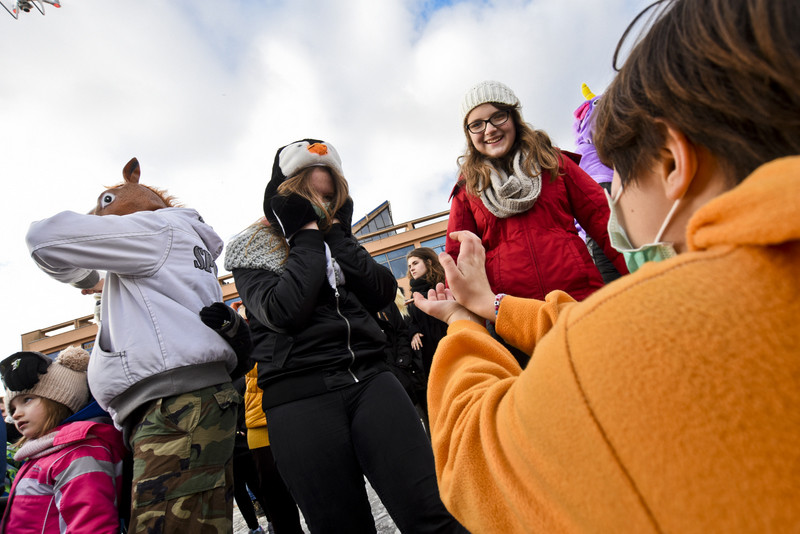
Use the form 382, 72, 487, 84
656, 122, 697, 201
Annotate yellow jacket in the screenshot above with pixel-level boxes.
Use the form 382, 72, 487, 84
245, 365, 269, 449
428, 157, 800, 533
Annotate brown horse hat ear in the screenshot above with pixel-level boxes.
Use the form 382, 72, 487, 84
122, 158, 141, 184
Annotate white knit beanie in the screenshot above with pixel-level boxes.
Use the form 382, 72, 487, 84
460, 80, 520, 123
5, 346, 91, 415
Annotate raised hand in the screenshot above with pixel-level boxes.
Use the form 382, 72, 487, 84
269, 193, 319, 238
332, 196, 354, 232
413, 282, 483, 326
439, 231, 496, 321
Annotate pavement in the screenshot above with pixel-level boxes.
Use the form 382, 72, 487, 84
232, 477, 399, 534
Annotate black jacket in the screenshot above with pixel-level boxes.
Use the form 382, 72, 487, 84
407, 277, 448, 376
229, 223, 397, 409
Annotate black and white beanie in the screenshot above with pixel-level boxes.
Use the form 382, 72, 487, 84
262, 138, 343, 226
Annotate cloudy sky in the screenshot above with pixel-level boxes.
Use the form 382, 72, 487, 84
0, 0, 645, 374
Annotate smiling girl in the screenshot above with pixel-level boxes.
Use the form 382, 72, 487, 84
446, 81, 628, 365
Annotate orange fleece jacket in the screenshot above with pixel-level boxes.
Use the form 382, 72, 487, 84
428, 157, 800, 533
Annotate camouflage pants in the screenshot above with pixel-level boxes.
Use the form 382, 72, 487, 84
129, 383, 240, 534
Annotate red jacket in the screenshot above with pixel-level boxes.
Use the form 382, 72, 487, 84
446, 152, 627, 301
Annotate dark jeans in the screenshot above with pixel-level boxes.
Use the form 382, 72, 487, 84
267, 371, 467, 534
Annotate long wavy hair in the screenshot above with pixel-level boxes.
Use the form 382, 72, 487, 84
406, 247, 446, 286
458, 103, 562, 196
277, 165, 350, 232
593, 0, 800, 187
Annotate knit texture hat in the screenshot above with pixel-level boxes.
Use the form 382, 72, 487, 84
263, 138, 343, 227
460, 80, 520, 123
4, 346, 91, 415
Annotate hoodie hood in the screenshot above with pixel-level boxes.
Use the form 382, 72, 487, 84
175, 207, 225, 259
687, 156, 800, 252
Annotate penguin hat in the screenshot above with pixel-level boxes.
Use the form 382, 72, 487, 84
262, 139, 344, 228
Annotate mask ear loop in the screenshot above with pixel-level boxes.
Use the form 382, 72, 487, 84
612, 183, 624, 203
653, 198, 682, 242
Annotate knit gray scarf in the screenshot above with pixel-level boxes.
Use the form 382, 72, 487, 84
480, 150, 542, 218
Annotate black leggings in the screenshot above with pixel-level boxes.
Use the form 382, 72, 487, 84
250, 445, 304, 534
232, 448, 264, 530
268, 371, 467, 534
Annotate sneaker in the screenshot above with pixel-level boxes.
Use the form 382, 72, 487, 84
247, 527, 265, 534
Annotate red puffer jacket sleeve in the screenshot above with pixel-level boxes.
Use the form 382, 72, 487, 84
445, 180, 478, 265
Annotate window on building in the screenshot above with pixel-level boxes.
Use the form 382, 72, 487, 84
373, 245, 414, 279
421, 235, 446, 254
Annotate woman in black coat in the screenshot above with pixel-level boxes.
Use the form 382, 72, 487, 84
226, 139, 466, 534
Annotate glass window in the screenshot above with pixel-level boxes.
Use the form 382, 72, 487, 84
421, 235, 446, 254
373, 245, 413, 279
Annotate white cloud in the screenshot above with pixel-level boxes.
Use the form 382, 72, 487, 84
0, 0, 645, 365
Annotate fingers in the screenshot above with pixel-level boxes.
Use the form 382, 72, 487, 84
438, 252, 463, 287
448, 230, 481, 247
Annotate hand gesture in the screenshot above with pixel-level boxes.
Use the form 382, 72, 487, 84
439, 231, 496, 321
413, 283, 483, 326
332, 196, 354, 233
269, 193, 319, 238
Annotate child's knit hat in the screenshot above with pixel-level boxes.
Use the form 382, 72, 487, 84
460, 80, 521, 123
262, 138, 343, 226
3, 346, 91, 416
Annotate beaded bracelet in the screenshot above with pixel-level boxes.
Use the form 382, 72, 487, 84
494, 293, 507, 321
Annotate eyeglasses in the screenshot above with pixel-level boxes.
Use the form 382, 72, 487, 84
466, 110, 510, 134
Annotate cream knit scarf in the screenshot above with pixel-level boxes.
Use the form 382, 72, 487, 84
480, 150, 542, 218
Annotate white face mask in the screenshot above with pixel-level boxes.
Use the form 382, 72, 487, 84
605, 184, 681, 273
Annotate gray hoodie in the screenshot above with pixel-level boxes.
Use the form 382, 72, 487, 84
26, 207, 236, 429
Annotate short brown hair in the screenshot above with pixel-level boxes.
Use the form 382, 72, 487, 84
594, 0, 800, 186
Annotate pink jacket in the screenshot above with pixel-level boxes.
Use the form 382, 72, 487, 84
1, 421, 127, 534
447, 152, 628, 301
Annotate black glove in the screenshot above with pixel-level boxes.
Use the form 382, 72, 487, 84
333, 196, 354, 234
0, 352, 51, 392
200, 303, 254, 381
200, 302, 239, 334
269, 193, 318, 238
